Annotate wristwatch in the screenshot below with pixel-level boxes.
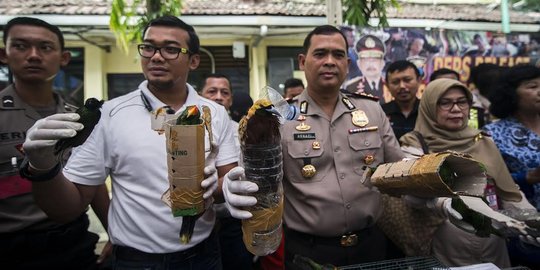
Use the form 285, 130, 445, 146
19, 157, 61, 182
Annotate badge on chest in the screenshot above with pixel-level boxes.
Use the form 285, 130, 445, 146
351, 110, 369, 127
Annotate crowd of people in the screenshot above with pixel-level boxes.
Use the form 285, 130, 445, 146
1, 15, 540, 270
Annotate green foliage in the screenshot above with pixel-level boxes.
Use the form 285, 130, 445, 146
342, 0, 400, 27
511, 0, 540, 12
109, 0, 183, 54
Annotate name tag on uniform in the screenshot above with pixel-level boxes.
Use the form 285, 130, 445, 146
294, 133, 316, 140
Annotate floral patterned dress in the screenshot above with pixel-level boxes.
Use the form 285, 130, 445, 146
484, 117, 540, 210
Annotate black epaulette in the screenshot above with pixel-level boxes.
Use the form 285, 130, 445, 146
341, 90, 380, 102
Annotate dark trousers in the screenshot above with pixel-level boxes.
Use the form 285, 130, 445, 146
111, 230, 222, 270
283, 226, 388, 269
0, 214, 99, 270
216, 217, 253, 270
507, 237, 540, 269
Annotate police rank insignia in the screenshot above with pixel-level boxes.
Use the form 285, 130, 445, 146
296, 122, 311, 131
312, 141, 321, 150
364, 155, 375, 165
365, 37, 376, 48
351, 110, 369, 127
342, 97, 356, 110
302, 164, 317, 178
295, 114, 311, 131
2, 96, 14, 107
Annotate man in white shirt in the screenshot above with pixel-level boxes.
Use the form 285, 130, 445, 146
21, 16, 238, 269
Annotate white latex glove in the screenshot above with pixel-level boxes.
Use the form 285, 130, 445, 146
22, 113, 82, 170
441, 198, 463, 220
519, 235, 540, 247
402, 195, 432, 209
201, 143, 219, 200
402, 195, 462, 220
222, 166, 258, 219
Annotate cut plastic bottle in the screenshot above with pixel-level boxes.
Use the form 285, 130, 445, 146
260, 86, 299, 123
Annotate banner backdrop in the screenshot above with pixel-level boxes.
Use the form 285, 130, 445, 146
340, 26, 540, 103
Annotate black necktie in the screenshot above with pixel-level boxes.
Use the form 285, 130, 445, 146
372, 81, 377, 92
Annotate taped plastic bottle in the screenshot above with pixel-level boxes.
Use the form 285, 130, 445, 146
241, 143, 283, 256
260, 86, 298, 123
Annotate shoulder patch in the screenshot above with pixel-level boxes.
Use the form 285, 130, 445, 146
2, 95, 15, 108
343, 91, 380, 102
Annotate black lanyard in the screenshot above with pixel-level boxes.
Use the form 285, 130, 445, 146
141, 92, 153, 112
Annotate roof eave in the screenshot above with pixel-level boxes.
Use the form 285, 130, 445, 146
0, 14, 327, 27
370, 18, 540, 32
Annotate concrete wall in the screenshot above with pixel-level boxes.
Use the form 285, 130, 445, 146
70, 35, 305, 101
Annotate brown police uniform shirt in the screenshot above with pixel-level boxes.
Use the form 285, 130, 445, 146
281, 90, 404, 237
0, 85, 76, 232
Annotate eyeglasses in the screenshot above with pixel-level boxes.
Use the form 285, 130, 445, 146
437, 98, 471, 111
137, 44, 189, 60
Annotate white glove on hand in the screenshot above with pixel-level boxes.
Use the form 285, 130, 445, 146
441, 198, 463, 220
519, 235, 540, 247
222, 167, 258, 219
22, 113, 82, 170
402, 195, 432, 209
201, 143, 219, 200
402, 195, 462, 220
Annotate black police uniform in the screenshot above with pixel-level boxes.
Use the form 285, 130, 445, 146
381, 98, 420, 140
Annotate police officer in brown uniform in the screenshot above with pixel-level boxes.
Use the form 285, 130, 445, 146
0, 17, 109, 269
223, 25, 404, 269
344, 34, 392, 104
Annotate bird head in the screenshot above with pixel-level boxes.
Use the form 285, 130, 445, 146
185, 105, 200, 118
176, 105, 202, 125
247, 99, 280, 119
85, 98, 104, 110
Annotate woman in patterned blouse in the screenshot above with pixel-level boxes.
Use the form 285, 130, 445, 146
483, 64, 540, 268
484, 64, 540, 210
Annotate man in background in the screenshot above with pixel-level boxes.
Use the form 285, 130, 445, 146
283, 78, 304, 101
200, 73, 233, 113
429, 68, 459, 82
382, 60, 422, 140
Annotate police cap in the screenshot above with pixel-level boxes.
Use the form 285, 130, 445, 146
355, 34, 385, 59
